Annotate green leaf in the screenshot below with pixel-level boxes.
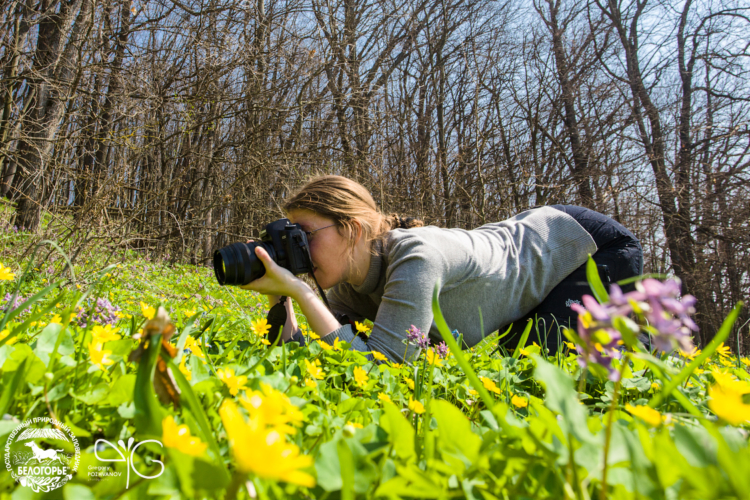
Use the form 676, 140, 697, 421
432, 399, 481, 470
133, 333, 166, 438
74, 383, 109, 405
34, 323, 74, 366
0, 356, 27, 416
63, 483, 95, 500
3, 344, 45, 383
106, 374, 136, 406
315, 439, 343, 491
586, 254, 609, 303
532, 355, 594, 444
337, 439, 355, 500
379, 402, 416, 461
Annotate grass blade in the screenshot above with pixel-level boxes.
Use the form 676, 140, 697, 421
431, 283, 512, 433
513, 319, 533, 359
586, 254, 609, 304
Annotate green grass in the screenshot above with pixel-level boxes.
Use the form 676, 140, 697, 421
0, 232, 749, 500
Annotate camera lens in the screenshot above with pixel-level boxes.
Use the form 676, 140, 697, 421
213, 242, 273, 286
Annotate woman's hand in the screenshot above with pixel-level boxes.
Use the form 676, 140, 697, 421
239, 246, 308, 298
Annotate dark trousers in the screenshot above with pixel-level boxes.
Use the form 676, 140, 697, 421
499, 205, 643, 354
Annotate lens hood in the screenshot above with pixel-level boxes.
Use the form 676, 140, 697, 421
213, 241, 271, 286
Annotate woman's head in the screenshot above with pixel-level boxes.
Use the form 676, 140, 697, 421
283, 175, 422, 246
283, 175, 423, 286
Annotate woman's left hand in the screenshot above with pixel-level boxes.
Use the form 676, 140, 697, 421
239, 246, 306, 298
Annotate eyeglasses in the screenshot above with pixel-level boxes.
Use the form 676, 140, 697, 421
304, 224, 336, 242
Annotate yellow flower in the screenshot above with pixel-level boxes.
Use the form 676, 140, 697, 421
468, 388, 478, 396
179, 357, 192, 381
304, 378, 317, 388
353, 366, 368, 388
680, 346, 701, 360
741, 358, 750, 368
650, 382, 660, 391
708, 379, 750, 426
511, 395, 528, 408
304, 359, 325, 380
50, 314, 62, 325
0, 263, 15, 281
91, 324, 121, 344
625, 404, 664, 427
252, 318, 272, 337
219, 399, 315, 487
260, 338, 271, 346
184, 309, 196, 318
307, 331, 320, 340
480, 376, 501, 395
404, 377, 415, 390
377, 393, 392, 404
318, 342, 333, 351
0, 329, 17, 346
715, 343, 731, 359
240, 383, 305, 435
711, 369, 736, 387
563, 341, 577, 351
162, 416, 206, 457
333, 338, 344, 351
88, 341, 114, 371
719, 356, 734, 367
425, 348, 443, 367
184, 336, 206, 359
371, 351, 388, 362
217, 368, 248, 396
355, 321, 370, 334
408, 398, 425, 414
391, 363, 403, 369
140, 301, 155, 320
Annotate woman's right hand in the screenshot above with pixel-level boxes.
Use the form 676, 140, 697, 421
239, 246, 307, 298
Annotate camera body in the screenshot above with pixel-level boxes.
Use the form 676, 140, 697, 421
259, 219, 313, 276
213, 218, 313, 286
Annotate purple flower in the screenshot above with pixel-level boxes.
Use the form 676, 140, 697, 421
1, 293, 28, 316
436, 342, 449, 358
610, 278, 697, 352
77, 297, 120, 328
406, 325, 430, 349
569, 278, 700, 380
570, 297, 623, 382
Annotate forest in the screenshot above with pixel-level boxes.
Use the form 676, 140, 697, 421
0, 0, 748, 343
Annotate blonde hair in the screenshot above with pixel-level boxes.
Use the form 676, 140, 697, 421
282, 175, 423, 256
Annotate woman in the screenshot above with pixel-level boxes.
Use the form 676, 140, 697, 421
241, 175, 643, 362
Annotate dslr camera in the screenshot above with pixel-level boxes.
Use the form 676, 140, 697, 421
213, 218, 313, 286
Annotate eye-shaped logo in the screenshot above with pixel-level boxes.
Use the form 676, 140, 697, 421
94, 438, 165, 488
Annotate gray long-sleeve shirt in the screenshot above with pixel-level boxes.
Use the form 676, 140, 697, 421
319, 206, 597, 362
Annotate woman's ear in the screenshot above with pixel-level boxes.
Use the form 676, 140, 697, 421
351, 219, 363, 243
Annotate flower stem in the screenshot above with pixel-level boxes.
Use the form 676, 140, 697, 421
600, 357, 628, 500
